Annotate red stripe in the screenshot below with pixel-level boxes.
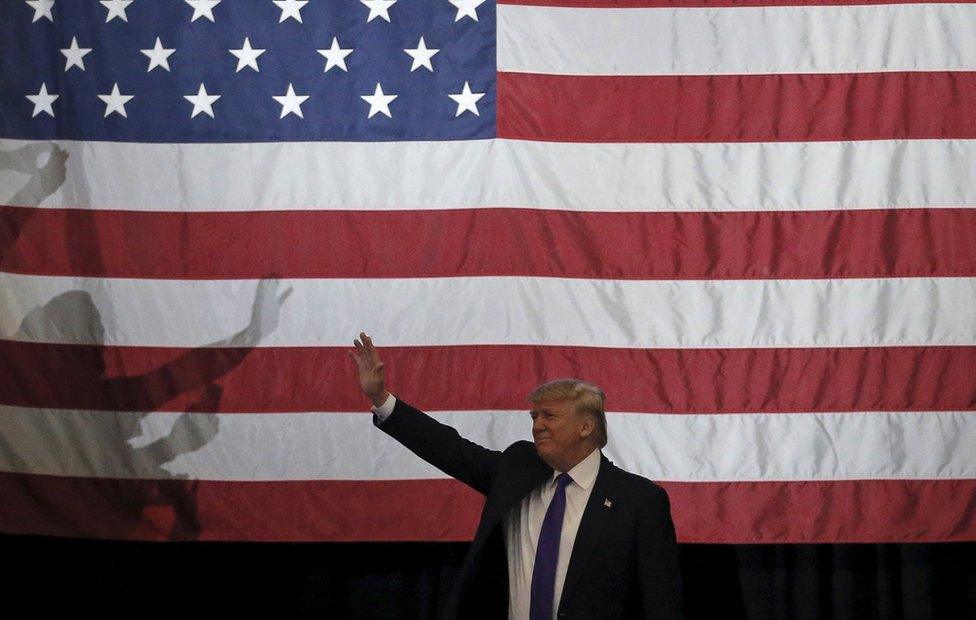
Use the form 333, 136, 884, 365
0, 473, 481, 542
498, 1, 972, 10
662, 480, 976, 543
0, 473, 971, 542
3, 206, 975, 280
2, 342, 973, 414
497, 72, 976, 143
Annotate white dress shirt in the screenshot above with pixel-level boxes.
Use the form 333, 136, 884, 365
372, 394, 601, 620
504, 445, 600, 619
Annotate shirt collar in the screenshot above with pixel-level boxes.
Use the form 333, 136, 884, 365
551, 448, 601, 491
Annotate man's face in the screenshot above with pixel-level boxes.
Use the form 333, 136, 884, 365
531, 398, 589, 470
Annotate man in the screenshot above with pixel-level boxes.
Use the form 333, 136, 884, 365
349, 333, 683, 619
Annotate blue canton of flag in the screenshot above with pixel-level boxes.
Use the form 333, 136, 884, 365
1, 0, 496, 142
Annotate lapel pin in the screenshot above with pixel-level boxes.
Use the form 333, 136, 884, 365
603, 499, 613, 509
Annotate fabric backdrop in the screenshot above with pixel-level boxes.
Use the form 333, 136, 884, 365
2, 535, 974, 618
0, 0, 974, 544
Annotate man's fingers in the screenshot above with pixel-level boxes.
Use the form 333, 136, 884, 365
353, 333, 384, 368
348, 347, 368, 370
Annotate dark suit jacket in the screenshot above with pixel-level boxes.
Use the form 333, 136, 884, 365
377, 398, 684, 619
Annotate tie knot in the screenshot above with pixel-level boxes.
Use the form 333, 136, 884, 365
555, 472, 573, 489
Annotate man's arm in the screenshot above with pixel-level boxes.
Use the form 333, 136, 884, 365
638, 485, 684, 619
349, 332, 502, 495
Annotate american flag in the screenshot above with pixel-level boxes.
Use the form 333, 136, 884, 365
1, 0, 975, 543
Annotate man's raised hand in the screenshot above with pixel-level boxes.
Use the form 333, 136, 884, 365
349, 332, 390, 407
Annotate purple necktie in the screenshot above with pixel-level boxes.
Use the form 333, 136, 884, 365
530, 472, 573, 620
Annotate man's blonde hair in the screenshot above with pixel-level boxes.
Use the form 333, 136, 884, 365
528, 379, 607, 447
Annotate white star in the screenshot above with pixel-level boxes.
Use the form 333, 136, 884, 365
100, 0, 133, 22
140, 37, 175, 72
26, 0, 55, 22
97, 83, 134, 118
448, 81, 485, 116
448, 0, 485, 22
185, 0, 220, 22
184, 83, 221, 118
60, 37, 92, 71
272, 83, 309, 119
229, 38, 265, 72
404, 36, 439, 72
272, 0, 308, 23
317, 37, 353, 73
26, 83, 58, 118
361, 0, 396, 23
360, 83, 397, 119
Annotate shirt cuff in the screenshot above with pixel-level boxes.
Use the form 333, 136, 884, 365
371, 393, 396, 422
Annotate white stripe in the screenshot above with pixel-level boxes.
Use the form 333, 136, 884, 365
0, 406, 972, 482
3, 138, 975, 213
498, 4, 976, 75
1, 274, 974, 348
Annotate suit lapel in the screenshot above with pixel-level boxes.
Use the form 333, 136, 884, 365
478, 453, 552, 541
559, 456, 619, 606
